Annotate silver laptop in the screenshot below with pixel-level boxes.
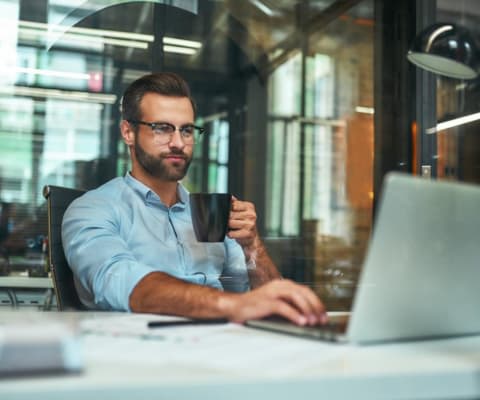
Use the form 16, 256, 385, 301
246, 172, 480, 344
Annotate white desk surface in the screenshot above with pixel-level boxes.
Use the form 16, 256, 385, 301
1, 311, 480, 400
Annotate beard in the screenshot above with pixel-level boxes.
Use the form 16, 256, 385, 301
134, 139, 192, 182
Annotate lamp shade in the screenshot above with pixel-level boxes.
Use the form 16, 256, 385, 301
407, 23, 479, 79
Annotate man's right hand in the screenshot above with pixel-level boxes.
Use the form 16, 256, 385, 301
222, 279, 328, 326
130, 272, 327, 326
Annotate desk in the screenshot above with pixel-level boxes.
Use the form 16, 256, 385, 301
1, 311, 480, 400
0, 275, 54, 309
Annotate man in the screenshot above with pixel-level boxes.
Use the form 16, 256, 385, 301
63, 72, 327, 326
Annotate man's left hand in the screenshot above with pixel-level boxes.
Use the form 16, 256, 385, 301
227, 196, 259, 252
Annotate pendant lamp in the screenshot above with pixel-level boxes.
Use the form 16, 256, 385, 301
407, 23, 479, 79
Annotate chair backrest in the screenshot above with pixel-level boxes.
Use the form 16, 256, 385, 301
43, 185, 86, 311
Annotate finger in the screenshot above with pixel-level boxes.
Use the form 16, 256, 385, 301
276, 281, 327, 325
243, 297, 308, 326
272, 301, 309, 326
272, 282, 316, 317
228, 219, 254, 231
229, 220, 255, 236
282, 289, 318, 324
229, 211, 256, 222
227, 229, 254, 242
230, 212, 256, 225
231, 200, 254, 212
296, 286, 328, 324
232, 299, 305, 325
227, 228, 246, 238
227, 226, 256, 242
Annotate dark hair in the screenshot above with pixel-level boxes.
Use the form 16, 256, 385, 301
121, 72, 196, 123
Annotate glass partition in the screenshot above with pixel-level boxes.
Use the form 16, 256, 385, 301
0, 0, 375, 310
415, 0, 480, 184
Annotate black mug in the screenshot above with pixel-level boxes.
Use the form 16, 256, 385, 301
189, 193, 232, 242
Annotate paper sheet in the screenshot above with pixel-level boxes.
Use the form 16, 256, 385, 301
80, 314, 346, 379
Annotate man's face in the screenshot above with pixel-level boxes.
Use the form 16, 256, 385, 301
133, 93, 194, 182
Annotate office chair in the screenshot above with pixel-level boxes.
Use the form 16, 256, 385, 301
43, 185, 86, 310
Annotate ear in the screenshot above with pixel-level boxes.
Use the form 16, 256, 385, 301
120, 120, 135, 146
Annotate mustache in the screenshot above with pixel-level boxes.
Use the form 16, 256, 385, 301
160, 149, 188, 159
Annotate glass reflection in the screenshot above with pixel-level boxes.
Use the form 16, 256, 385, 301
0, 0, 377, 311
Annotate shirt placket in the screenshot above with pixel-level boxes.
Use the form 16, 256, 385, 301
167, 210, 186, 273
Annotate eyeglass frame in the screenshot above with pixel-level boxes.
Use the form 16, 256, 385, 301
127, 120, 205, 143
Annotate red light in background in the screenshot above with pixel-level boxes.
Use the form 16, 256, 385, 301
88, 72, 103, 92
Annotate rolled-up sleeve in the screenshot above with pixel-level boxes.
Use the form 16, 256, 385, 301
62, 195, 155, 311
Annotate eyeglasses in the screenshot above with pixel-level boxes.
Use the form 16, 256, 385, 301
128, 120, 205, 144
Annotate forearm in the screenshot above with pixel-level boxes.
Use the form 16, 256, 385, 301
227, 198, 281, 288
129, 271, 238, 318
245, 238, 281, 288
129, 272, 328, 327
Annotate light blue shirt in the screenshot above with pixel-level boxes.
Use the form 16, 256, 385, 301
62, 173, 249, 311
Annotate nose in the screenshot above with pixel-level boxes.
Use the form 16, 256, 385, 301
168, 129, 186, 149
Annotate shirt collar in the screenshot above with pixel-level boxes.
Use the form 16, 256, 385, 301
177, 182, 189, 204
124, 172, 189, 209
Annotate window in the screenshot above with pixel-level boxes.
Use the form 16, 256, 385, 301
0, 0, 375, 311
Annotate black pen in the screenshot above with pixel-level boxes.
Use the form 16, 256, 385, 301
147, 318, 228, 328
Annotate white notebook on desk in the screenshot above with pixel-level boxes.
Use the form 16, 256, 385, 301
246, 173, 480, 344
0, 319, 83, 377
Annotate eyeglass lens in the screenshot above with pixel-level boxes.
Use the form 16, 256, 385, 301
152, 123, 196, 144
